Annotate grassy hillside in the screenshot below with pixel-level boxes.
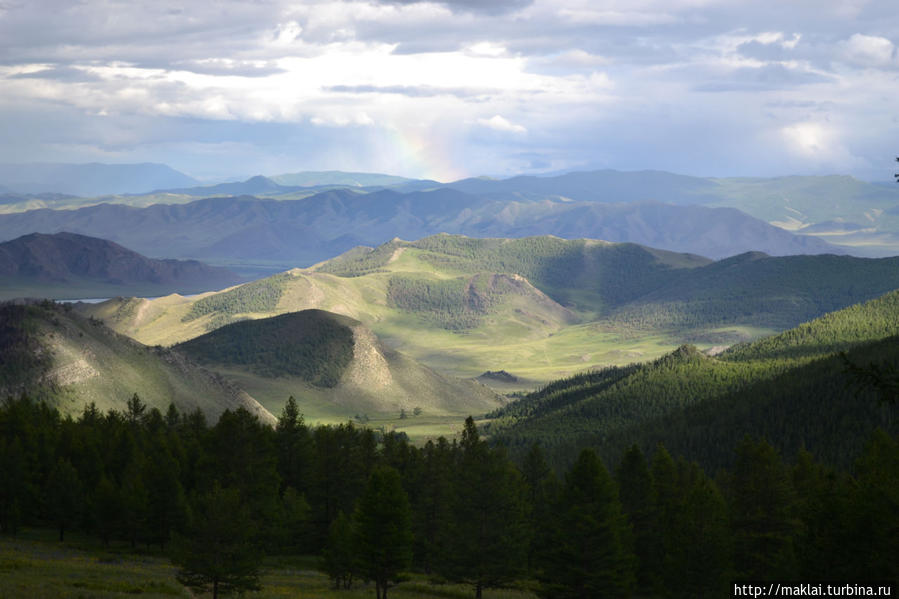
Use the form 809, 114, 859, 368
486, 288, 899, 471
0, 300, 274, 424
78, 234, 899, 389
175, 309, 504, 423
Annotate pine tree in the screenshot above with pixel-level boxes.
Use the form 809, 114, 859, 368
45, 457, 84, 542
538, 448, 635, 599
321, 510, 356, 589
354, 466, 413, 599
171, 484, 262, 599
275, 396, 312, 494
410, 437, 454, 574
439, 417, 530, 598
521, 443, 560, 574
729, 438, 798, 580
615, 444, 654, 590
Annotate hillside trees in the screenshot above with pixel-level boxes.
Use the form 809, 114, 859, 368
1, 392, 897, 596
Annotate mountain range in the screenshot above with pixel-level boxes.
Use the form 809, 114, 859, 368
3, 165, 897, 261
0, 187, 841, 268
0, 232, 241, 300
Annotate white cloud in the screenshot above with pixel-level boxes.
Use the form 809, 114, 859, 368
0, 0, 897, 180
477, 115, 527, 133
840, 33, 897, 68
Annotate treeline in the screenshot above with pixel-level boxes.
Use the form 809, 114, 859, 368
387, 274, 494, 330
1, 394, 897, 597
182, 273, 290, 323
488, 320, 899, 472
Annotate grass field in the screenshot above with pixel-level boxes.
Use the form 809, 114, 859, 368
0, 532, 537, 599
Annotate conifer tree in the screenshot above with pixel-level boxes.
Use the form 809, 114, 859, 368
172, 483, 261, 599
663, 460, 731, 598
354, 466, 413, 599
275, 396, 312, 494
439, 417, 530, 598
847, 429, 899, 579
538, 448, 635, 599
410, 437, 454, 574
521, 443, 560, 574
321, 510, 357, 589
729, 438, 798, 580
615, 444, 655, 589
45, 457, 84, 542
0, 437, 28, 535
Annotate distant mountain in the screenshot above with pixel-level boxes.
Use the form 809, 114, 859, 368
0, 162, 198, 196
0, 192, 77, 206
175, 309, 503, 418
157, 175, 299, 197
0, 300, 274, 424
0, 187, 842, 266
271, 170, 417, 187
0, 232, 241, 300
445, 169, 720, 203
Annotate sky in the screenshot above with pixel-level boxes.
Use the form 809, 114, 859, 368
0, 0, 897, 182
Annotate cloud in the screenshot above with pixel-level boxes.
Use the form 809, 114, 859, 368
326, 84, 498, 98
840, 33, 898, 68
0, 0, 897, 182
693, 64, 833, 92
373, 0, 533, 15
477, 115, 527, 133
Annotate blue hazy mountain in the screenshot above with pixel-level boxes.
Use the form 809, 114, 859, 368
0, 162, 198, 196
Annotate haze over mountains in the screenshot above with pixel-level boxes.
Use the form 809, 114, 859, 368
0, 232, 241, 300
2, 163, 897, 263
0, 162, 198, 196
0, 183, 841, 267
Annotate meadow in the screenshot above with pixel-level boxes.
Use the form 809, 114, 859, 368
0, 533, 537, 599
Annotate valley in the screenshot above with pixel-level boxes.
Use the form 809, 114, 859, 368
76, 233, 899, 394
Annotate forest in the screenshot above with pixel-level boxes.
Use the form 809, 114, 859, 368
1, 393, 896, 598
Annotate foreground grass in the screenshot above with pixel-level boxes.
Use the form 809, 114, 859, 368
0, 535, 537, 599
0, 535, 187, 598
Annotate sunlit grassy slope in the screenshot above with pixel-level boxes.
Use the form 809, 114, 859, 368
77, 233, 899, 392
174, 310, 503, 424
0, 301, 274, 424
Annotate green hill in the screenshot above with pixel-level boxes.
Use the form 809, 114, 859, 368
0, 300, 274, 424
174, 309, 504, 422
77, 234, 899, 387
176, 309, 356, 386
486, 289, 899, 471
